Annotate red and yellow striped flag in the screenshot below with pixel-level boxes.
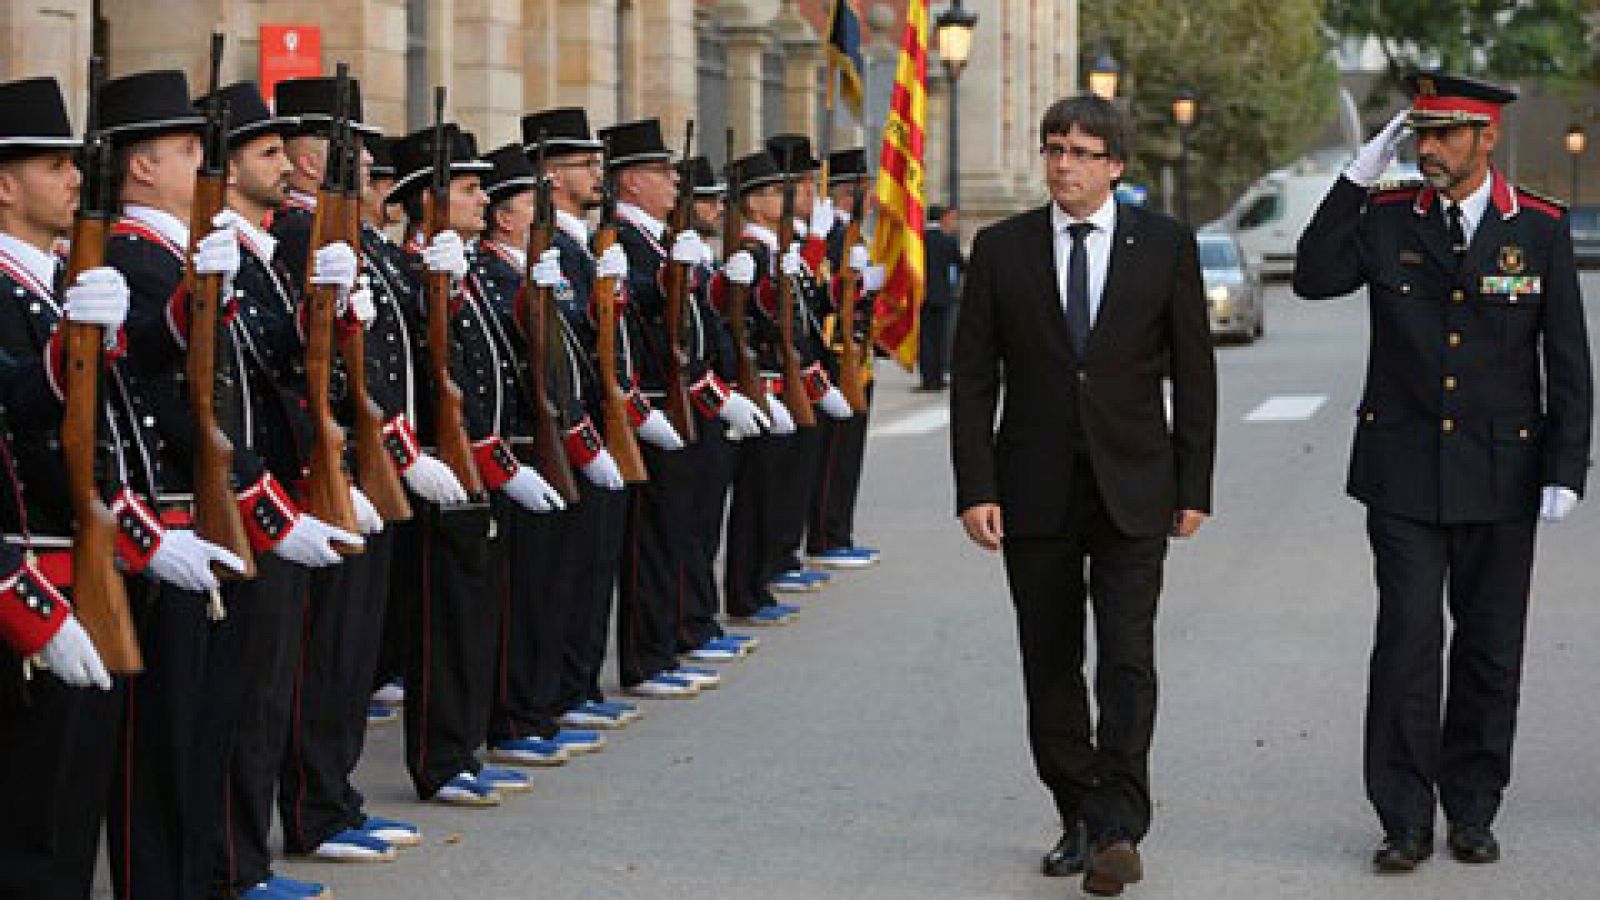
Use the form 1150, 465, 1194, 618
871, 0, 928, 369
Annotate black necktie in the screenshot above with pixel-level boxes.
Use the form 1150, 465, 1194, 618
1446, 204, 1467, 257
1064, 222, 1094, 358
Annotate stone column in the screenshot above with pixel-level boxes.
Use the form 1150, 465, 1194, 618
721, 24, 769, 154
772, 0, 821, 138
453, 0, 524, 146
638, 0, 698, 149
523, 0, 558, 112
556, 0, 616, 123
0, 0, 93, 123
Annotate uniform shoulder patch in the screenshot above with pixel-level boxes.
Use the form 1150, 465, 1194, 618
1514, 185, 1567, 219
1368, 179, 1420, 205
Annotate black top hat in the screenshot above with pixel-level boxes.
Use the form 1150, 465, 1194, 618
98, 70, 205, 144
386, 123, 494, 204
765, 134, 821, 173
729, 150, 783, 195
194, 81, 298, 148
598, 119, 672, 170
273, 76, 381, 137
1404, 71, 1517, 128
521, 107, 602, 157
366, 134, 396, 179
0, 78, 79, 157
826, 148, 868, 184
689, 155, 725, 196
481, 142, 540, 200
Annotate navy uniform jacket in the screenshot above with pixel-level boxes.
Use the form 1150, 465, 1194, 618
1293, 172, 1593, 523
613, 215, 720, 396
230, 228, 313, 489
471, 240, 587, 432
551, 225, 629, 429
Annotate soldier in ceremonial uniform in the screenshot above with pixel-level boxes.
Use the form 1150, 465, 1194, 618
1294, 72, 1593, 873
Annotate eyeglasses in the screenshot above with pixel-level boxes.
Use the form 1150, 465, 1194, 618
551, 159, 603, 171
1041, 144, 1112, 163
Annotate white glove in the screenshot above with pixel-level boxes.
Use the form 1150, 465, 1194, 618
210, 209, 255, 234
671, 230, 707, 265
273, 513, 363, 568
531, 248, 564, 288
636, 409, 684, 450
718, 390, 770, 439
351, 486, 384, 535
502, 466, 565, 513
597, 243, 629, 280
808, 198, 836, 239
848, 244, 871, 272
63, 267, 130, 330
1540, 485, 1579, 522
423, 230, 469, 280
1344, 109, 1409, 188
780, 244, 803, 277
724, 251, 756, 286
37, 616, 111, 690
146, 528, 248, 593
193, 227, 241, 280
766, 396, 797, 435
818, 386, 853, 420
344, 275, 377, 326
402, 453, 469, 507
862, 265, 887, 293
311, 241, 359, 291
581, 448, 626, 490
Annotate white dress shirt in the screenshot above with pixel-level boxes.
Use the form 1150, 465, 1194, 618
1441, 172, 1493, 245
1050, 194, 1117, 325
555, 209, 590, 253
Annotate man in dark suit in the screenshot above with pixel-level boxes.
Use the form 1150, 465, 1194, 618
919, 204, 964, 390
1294, 73, 1592, 873
950, 93, 1216, 897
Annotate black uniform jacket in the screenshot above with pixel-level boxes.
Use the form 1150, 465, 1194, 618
1293, 172, 1593, 523
951, 202, 1217, 538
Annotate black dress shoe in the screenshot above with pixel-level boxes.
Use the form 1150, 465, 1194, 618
1447, 823, 1500, 864
1373, 828, 1434, 873
1041, 821, 1087, 877
1083, 837, 1142, 897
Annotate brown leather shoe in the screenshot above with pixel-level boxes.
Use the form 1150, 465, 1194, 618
1082, 838, 1142, 897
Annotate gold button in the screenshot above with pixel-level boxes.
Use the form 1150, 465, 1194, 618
1451, 289, 1465, 304
1442, 418, 1456, 433
1447, 332, 1462, 348
1518, 428, 1530, 440
1443, 376, 1458, 391
1401, 283, 1412, 294
1364, 412, 1376, 423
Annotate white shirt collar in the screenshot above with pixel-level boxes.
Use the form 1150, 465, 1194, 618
556, 209, 590, 248
743, 222, 779, 253
1443, 174, 1493, 240
288, 189, 318, 211
1050, 193, 1117, 236
124, 204, 190, 250
0, 231, 60, 297
837, 210, 853, 225
488, 239, 526, 271
228, 209, 278, 263
617, 202, 665, 241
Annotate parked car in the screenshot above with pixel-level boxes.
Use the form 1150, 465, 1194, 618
1196, 231, 1264, 343
1571, 204, 1600, 269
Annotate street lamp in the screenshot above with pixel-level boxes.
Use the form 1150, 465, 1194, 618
1173, 88, 1197, 224
1565, 123, 1586, 205
936, 1, 978, 208
1087, 50, 1120, 101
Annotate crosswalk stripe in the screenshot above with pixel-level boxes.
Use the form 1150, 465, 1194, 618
1245, 394, 1327, 422
872, 406, 950, 437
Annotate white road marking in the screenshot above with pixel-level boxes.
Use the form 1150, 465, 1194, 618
1245, 394, 1327, 423
872, 406, 951, 437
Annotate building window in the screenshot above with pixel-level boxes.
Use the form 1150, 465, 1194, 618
405, 0, 428, 130
696, 20, 728, 166
761, 41, 784, 139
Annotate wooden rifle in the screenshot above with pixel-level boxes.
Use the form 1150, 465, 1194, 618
773, 150, 817, 427
60, 56, 141, 673
517, 133, 579, 504
183, 31, 257, 579
335, 105, 412, 522
657, 121, 697, 443
590, 137, 648, 482
834, 170, 869, 413
719, 132, 770, 420
298, 66, 362, 548
421, 88, 486, 499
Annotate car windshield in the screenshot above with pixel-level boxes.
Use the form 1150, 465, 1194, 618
1570, 206, 1600, 235
1198, 238, 1241, 270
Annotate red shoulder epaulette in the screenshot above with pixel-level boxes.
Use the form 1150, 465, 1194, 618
1368, 181, 1419, 206
1515, 187, 1565, 220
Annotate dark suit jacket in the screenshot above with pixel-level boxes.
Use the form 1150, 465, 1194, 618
923, 225, 965, 309
950, 202, 1217, 538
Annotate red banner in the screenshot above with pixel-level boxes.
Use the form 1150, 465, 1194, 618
259, 25, 322, 101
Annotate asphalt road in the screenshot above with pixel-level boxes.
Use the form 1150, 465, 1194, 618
273, 275, 1600, 899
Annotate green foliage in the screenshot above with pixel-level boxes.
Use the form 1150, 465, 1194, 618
1081, 0, 1338, 219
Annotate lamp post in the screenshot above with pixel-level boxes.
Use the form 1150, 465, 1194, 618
936, 1, 978, 209
1565, 124, 1586, 205
1172, 88, 1197, 224
1087, 50, 1120, 101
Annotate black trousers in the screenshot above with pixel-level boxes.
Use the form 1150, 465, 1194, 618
0, 661, 119, 899
218, 554, 310, 894
1363, 510, 1538, 834
401, 501, 500, 798
569, 482, 627, 705
488, 497, 564, 743
108, 582, 221, 900
618, 443, 693, 686
679, 424, 736, 651
768, 423, 825, 578
723, 433, 784, 617
277, 528, 397, 854
807, 382, 873, 554
918, 303, 953, 388
999, 455, 1167, 843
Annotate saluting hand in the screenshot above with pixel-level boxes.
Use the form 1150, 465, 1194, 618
1344, 109, 1410, 188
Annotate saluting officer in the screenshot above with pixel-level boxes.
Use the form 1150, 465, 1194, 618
1294, 72, 1593, 873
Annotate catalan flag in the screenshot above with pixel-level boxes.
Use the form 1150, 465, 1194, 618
871, 0, 928, 369
826, 0, 866, 115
